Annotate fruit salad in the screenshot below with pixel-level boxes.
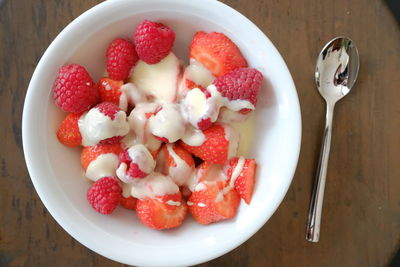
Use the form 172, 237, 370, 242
53, 20, 262, 230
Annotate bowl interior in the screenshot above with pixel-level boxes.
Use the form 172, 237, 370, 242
23, 0, 301, 266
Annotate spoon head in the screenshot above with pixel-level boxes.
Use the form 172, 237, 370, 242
315, 37, 359, 103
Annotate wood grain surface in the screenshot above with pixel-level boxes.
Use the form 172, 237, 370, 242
1, 0, 399, 266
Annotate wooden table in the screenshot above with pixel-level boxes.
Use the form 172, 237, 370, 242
1, 0, 399, 266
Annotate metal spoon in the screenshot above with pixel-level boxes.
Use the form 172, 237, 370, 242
305, 37, 359, 242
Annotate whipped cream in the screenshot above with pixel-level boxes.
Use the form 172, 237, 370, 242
85, 153, 119, 182
128, 144, 155, 173
120, 83, 147, 108
148, 103, 186, 143
180, 84, 254, 130
78, 107, 129, 146
126, 102, 162, 152
181, 125, 206, 147
131, 52, 179, 103
185, 59, 215, 88
129, 172, 180, 199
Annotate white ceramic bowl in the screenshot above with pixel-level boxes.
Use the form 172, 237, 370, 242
22, 0, 301, 266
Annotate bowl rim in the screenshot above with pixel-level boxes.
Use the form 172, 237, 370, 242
22, 0, 302, 266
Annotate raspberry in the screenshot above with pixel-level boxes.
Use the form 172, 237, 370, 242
53, 64, 99, 113
212, 67, 263, 107
119, 149, 148, 178
87, 177, 122, 214
134, 20, 175, 64
106, 38, 138, 80
96, 102, 120, 120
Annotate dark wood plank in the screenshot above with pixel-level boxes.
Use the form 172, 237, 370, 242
1, 0, 399, 266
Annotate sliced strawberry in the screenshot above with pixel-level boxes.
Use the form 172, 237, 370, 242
227, 158, 257, 204
98, 78, 123, 106
56, 112, 82, 147
120, 196, 137, 210
163, 144, 195, 169
80, 143, 123, 171
136, 193, 187, 230
179, 124, 230, 164
185, 79, 205, 90
160, 144, 195, 186
189, 31, 248, 77
188, 181, 240, 224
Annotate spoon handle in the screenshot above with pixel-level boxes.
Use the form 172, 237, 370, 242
306, 101, 335, 242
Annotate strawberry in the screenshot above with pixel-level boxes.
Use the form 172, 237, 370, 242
134, 20, 175, 64
188, 181, 240, 224
53, 64, 99, 113
97, 78, 123, 106
226, 157, 257, 204
87, 177, 122, 214
106, 38, 138, 80
161, 144, 195, 186
189, 32, 247, 77
185, 79, 205, 91
56, 113, 82, 147
80, 143, 123, 171
136, 193, 187, 230
163, 144, 195, 169
212, 67, 263, 109
120, 196, 137, 210
179, 124, 231, 164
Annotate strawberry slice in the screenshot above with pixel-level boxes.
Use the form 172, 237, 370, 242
56, 112, 82, 147
179, 124, 235, 164
226, 157, 257, 204
189, 31, 248, 77
120, 196, 137, 210
136, 193, 188, 230
80, 143, 123, 171
185, 79, 205, 91
98, 78, 124, 106
188, 181, 240, 224
163, 144, 195, 169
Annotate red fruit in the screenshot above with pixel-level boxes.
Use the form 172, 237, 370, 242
136, 194, 187, 230
189, 32, 248, 77
56, 113, 82, 147
155, 136, 169, 143
98, 78, 123, 106
53, 64, 99, 113
87, 177, 122, 214
227, 158, 257, 204
185, 79, 205, 91
120, 196, 137, 210
106, 38, 138, 80
197, 117, 212, 131
188, 181, 240, 224
81, 144, 123, 171
213, 67, 263, 108
96, 101, 121, 120
163, 144, 195, 169
134, 20, 175, 64
118, 149, 148, 178
118, 145, 155, 180
179, 124, 229, 164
